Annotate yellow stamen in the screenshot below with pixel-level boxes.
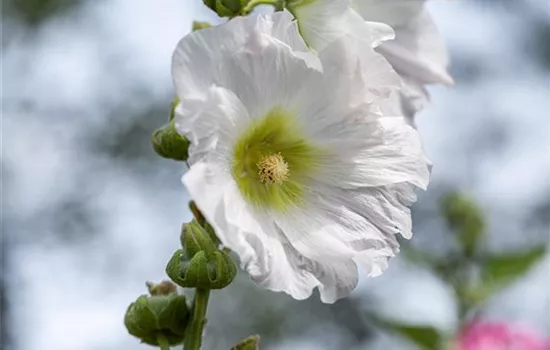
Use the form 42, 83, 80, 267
257, 153, 289, 185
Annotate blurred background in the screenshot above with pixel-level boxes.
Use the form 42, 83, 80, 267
2, 0, 549, 349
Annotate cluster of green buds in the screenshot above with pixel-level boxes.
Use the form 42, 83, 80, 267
166, 219, 236, 290
124, 281, 189, 348
147, 90, 247, 349
124, 203, 239, 349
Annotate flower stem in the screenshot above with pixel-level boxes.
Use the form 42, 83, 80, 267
184, 288, 211, 350
242, 0, 278, 14
157, 334, 170, 350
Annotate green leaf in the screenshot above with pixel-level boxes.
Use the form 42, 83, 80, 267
231, 335, 260, 350
379, 320, 442, 350
192, 21, 212, 31
481, 245, 547, 291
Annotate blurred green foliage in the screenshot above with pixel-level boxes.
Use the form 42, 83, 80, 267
379, 321, 443, 350
393, 192, 547, 349
3, 0, 83, 26
476, 246, 547, 300
441, 192, 485, 257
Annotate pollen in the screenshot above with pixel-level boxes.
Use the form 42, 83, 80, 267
257, 153, 289, 185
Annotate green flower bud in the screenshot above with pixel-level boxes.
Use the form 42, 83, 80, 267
151, 119, 189, 161
441, 192, 485, 256
189, 202, 222, 246
231, 335, 260, 350
203, 0, 248, 17
192, 21, 213, 31
124, 293, 189, 346
180, 220, 218, 257
146, 280, 178, 296
166, 221, 236, 289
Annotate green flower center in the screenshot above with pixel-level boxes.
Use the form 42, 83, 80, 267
231, 107, 325, 212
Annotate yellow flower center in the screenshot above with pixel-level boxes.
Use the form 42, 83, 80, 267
257, 153, 290, 185
231, 107, 327, 211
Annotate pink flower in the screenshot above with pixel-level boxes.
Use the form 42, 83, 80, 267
457, 322, 550, 350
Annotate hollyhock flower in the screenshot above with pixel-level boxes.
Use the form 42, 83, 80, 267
457, 322, 550, 350
172, 11, 430, 302
287, 0, 453, 120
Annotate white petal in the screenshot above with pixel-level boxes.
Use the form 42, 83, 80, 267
291, 35, 402, 143
352, 0, 426, 27
174, 86, 250, 165
273, 213, 361, 303
290, 0, 394, 51
270, 11, 311, 52
319, 116, 431, 189
335, 183, 419, 239
183, 162, 320, 300
353, 0, 453, 85
311, 258, 359, 303
316, 33, 401, 98
174, 28, 322, 164
286, 38, 429, 189
172, 12, 317, 101
399, 77, 430, 123
376, 78, 429, 124
271, 183, 408, 302
213, 30, 321, 120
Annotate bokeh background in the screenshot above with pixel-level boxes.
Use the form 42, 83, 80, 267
2, 0, 549, 349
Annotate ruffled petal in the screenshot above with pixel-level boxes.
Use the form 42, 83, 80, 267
172, 12, 317, 101
272, 212, 361, 303
174, 86, 250, 165
213, 29, 321, 120
270, 181, 410, 302
183, 162, 321, 300
289, 0, 394, 51
324, 116, 431, 189
173, 13, 322, 164
286, 36, 430, 189
291, 35, 402, 143
354, 0, 453, 85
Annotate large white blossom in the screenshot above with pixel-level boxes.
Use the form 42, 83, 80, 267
287, 0, 453, 120
172, 11, 430, 303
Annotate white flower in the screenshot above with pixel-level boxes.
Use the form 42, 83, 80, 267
172, 11, 430, 303
287, 0, 453, 120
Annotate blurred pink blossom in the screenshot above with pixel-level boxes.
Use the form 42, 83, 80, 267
457, 322, 550, 350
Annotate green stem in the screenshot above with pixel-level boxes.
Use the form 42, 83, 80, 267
184, 288, 211, 350
157, 334, 170, 350
242, 0, 278, 14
